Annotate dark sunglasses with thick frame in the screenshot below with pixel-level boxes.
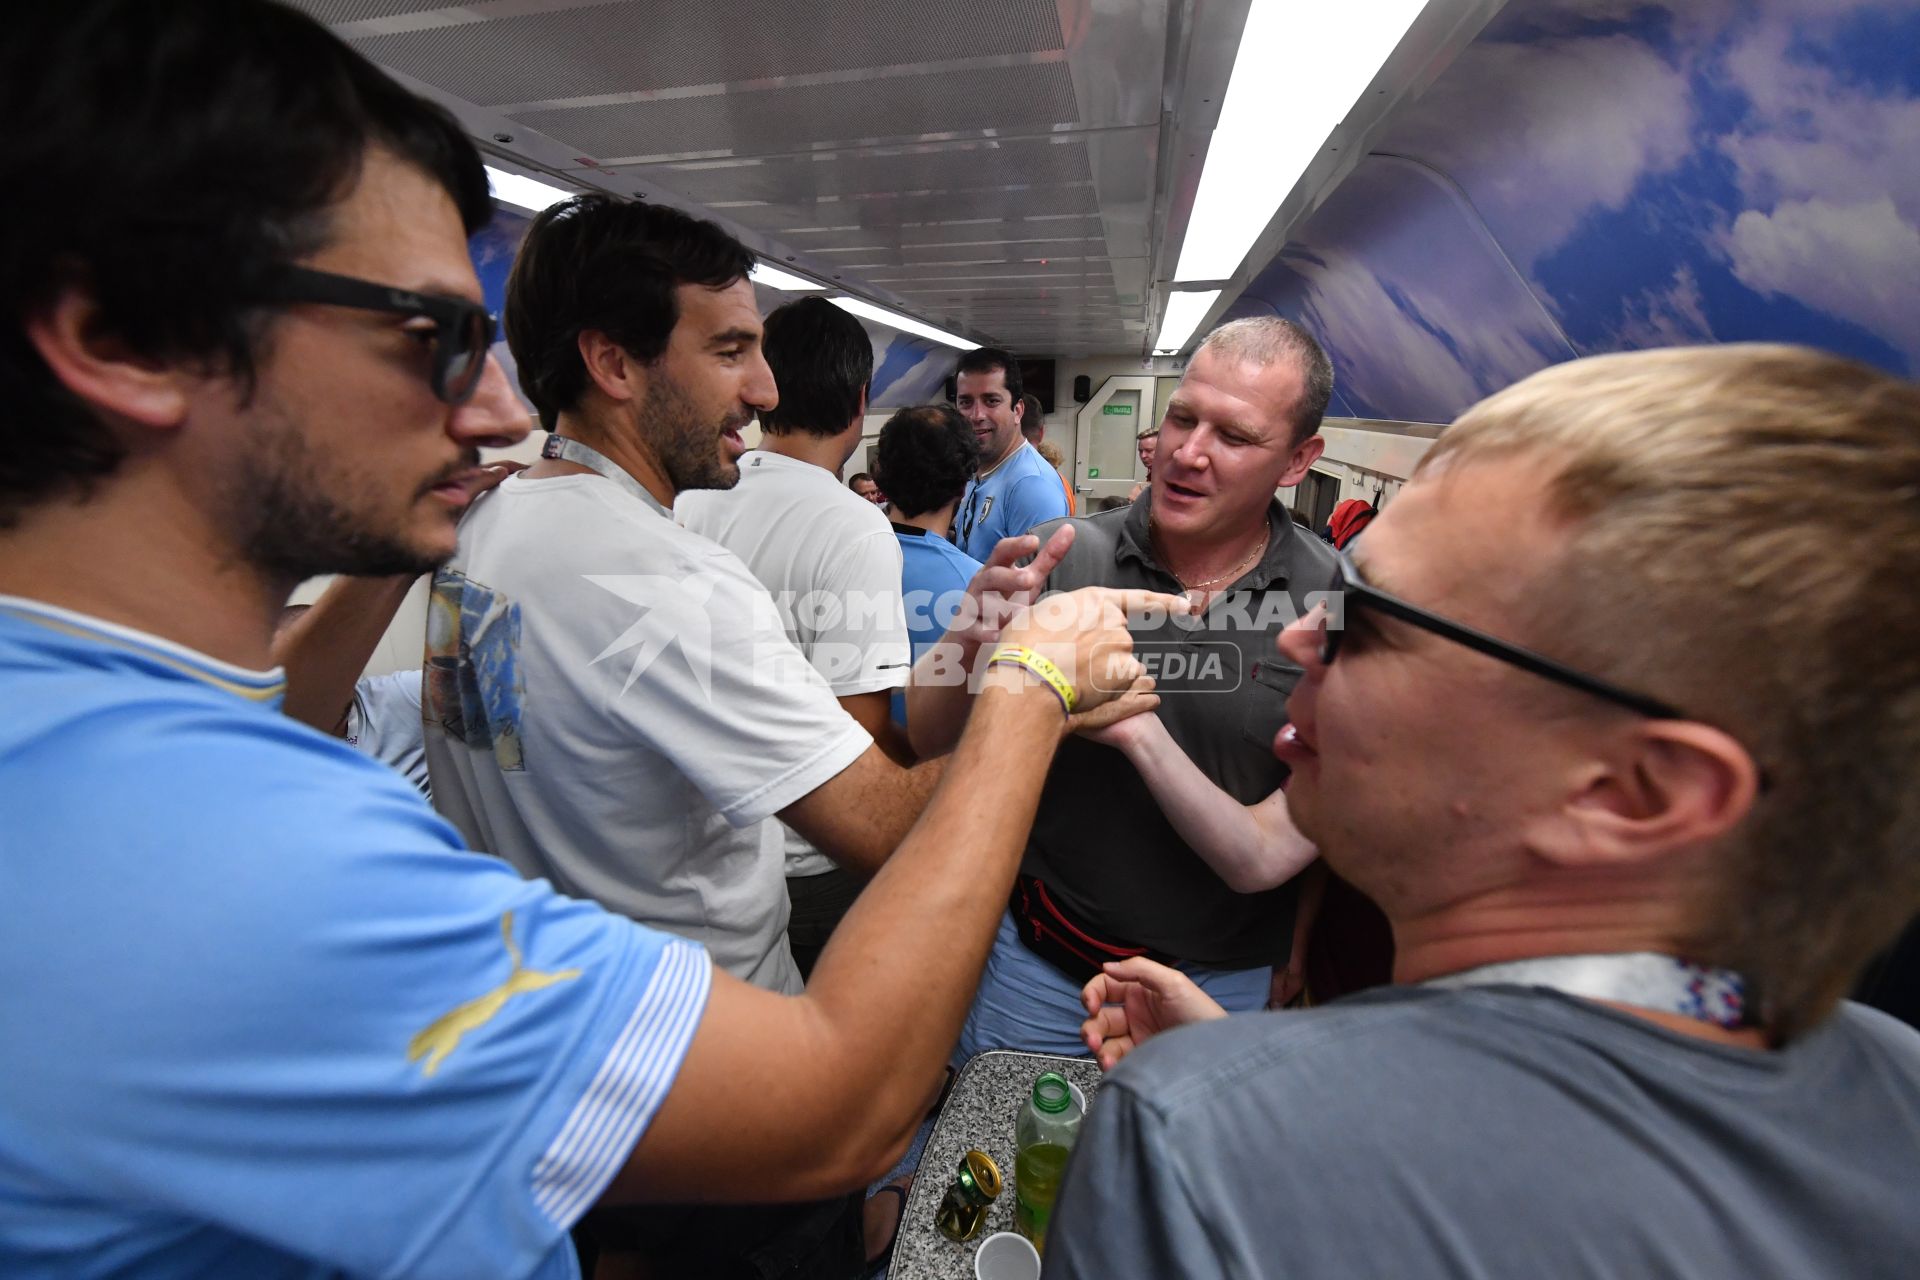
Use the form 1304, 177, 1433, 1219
1316, 549, 1772, 791
249, 265, 496, 405
1318, 548, 1681, 719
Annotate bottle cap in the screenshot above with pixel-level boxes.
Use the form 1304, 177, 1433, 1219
1031, 1071, 1072, 1114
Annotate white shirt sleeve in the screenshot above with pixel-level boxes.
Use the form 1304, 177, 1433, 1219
346, 669, 430, 793
807, 527, 912, 697
583, 543, 873, 827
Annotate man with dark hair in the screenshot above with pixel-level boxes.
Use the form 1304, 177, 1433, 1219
679, 295, 913, 981
874, 403, 985, 725
1054, 345, 1920, 1278
913, 316, 1338, 1060
435, 200, 945, 1000
0, 3, 1162, 1275
849, 471, 886, 505
953, 347, 1069, 558
425, 196, 1003, 1271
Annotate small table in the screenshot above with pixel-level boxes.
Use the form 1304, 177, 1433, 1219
889, 1051, 1106, 1280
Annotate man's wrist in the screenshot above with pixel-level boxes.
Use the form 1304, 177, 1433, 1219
979, 663, 1075, 732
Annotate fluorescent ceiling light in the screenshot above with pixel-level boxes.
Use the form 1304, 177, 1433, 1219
1174, 0, 1433, 282
485, 165, 574, 214
749, 263, 828, 292
1154, 290, 1221, 354
829, 297, 980, 350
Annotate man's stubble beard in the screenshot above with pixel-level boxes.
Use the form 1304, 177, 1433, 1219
644, 367, 746, 494
229, 396, 456, 583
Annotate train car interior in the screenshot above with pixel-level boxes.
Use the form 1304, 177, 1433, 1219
5, 1, 1917, 1277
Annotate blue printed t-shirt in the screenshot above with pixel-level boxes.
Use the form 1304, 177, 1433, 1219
890, 524, 983, 725
954, 439, 1071, 561
0, 598, 711, 1280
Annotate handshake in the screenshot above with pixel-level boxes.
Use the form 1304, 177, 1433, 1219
956, 524, 1188, 730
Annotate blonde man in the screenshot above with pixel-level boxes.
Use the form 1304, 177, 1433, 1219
1049, 345, 1920, 1279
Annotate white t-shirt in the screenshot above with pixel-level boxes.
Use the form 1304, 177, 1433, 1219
345, 668, 430, 796
678, 450, 911, 879
422, 471, 871, 995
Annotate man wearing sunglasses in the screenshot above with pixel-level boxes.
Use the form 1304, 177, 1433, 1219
0, 3, 1166, 1277
1048, 345, 1920, 1279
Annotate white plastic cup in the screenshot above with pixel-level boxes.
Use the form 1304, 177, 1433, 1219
974, 1230, 1042, 1280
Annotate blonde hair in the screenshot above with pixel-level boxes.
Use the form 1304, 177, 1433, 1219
1035, 439, 1064, 469
1422, 344, 1920, 1038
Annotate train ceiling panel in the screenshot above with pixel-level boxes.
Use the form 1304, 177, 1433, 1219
293, 0, 462, 24
313, 0, 1180, 356
640, 137, 1096, 209
343, 0, 1066, 108
505, 62, 1083, 161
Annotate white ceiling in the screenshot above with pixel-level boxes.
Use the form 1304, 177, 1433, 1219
298, 0, 1199, 355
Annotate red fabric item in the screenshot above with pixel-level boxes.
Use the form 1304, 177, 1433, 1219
1327, 499, 1376, 549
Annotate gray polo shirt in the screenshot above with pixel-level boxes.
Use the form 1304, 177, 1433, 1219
1048, 989, 1920, 1279
1023, 495, 1336, 967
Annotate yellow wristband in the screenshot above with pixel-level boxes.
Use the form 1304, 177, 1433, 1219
987, 644, 1077, 716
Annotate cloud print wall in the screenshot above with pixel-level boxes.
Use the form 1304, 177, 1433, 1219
1235, 0, 1919, 423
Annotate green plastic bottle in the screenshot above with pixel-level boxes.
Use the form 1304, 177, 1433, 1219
1013, 1071, 1082, 1253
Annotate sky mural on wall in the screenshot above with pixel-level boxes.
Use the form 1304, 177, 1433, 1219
1237, 0, 1919, 423
468, 205, 955, 414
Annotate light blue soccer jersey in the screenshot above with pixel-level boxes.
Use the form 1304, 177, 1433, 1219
0, 599, 711, 1280
891, 525, 982, 726
954, 440, 1071, 561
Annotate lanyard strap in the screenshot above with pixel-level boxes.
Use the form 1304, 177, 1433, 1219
1424, 952, 1751, 1029
541, 434, 668, 516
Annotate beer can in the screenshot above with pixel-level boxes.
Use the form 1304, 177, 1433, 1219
935, 1149, 1003, 1242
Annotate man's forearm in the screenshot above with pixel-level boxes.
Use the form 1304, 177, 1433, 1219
813, 754, 946, 877
804, 679, 1063, 1130
903, 637, 980, 758
1118, 716, 1316, 893
275, 575, 416, 732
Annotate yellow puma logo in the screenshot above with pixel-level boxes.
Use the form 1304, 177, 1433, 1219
408, 911, 582, 1077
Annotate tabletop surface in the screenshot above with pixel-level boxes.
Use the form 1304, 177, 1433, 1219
890, 1050, 1106, 1280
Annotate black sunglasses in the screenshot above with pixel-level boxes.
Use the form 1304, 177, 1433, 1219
1318, 548, 1683, 720
250, 266, 496, 404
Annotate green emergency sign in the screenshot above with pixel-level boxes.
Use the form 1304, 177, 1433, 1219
1102, 404, 1134, 416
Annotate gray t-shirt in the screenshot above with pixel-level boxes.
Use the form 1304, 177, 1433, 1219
1049, 986, 1920, 1278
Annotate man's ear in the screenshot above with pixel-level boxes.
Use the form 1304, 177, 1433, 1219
1278, 433, 1327, 488
24, 287, 190, 431
577, 330, 642, 405
1532, 721, 1762, 870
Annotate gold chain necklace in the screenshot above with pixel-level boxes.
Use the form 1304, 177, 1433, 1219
1150, 519, 1270, 603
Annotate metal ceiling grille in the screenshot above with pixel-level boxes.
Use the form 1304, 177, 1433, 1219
349, 0, 1063, 110
775, 216, 1111, 252
716, 183, 1101, 237
325, 0, 1179, 354
289, 0, 457, 24
509, 62, 1080, 162
644, 137, 1095, 208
